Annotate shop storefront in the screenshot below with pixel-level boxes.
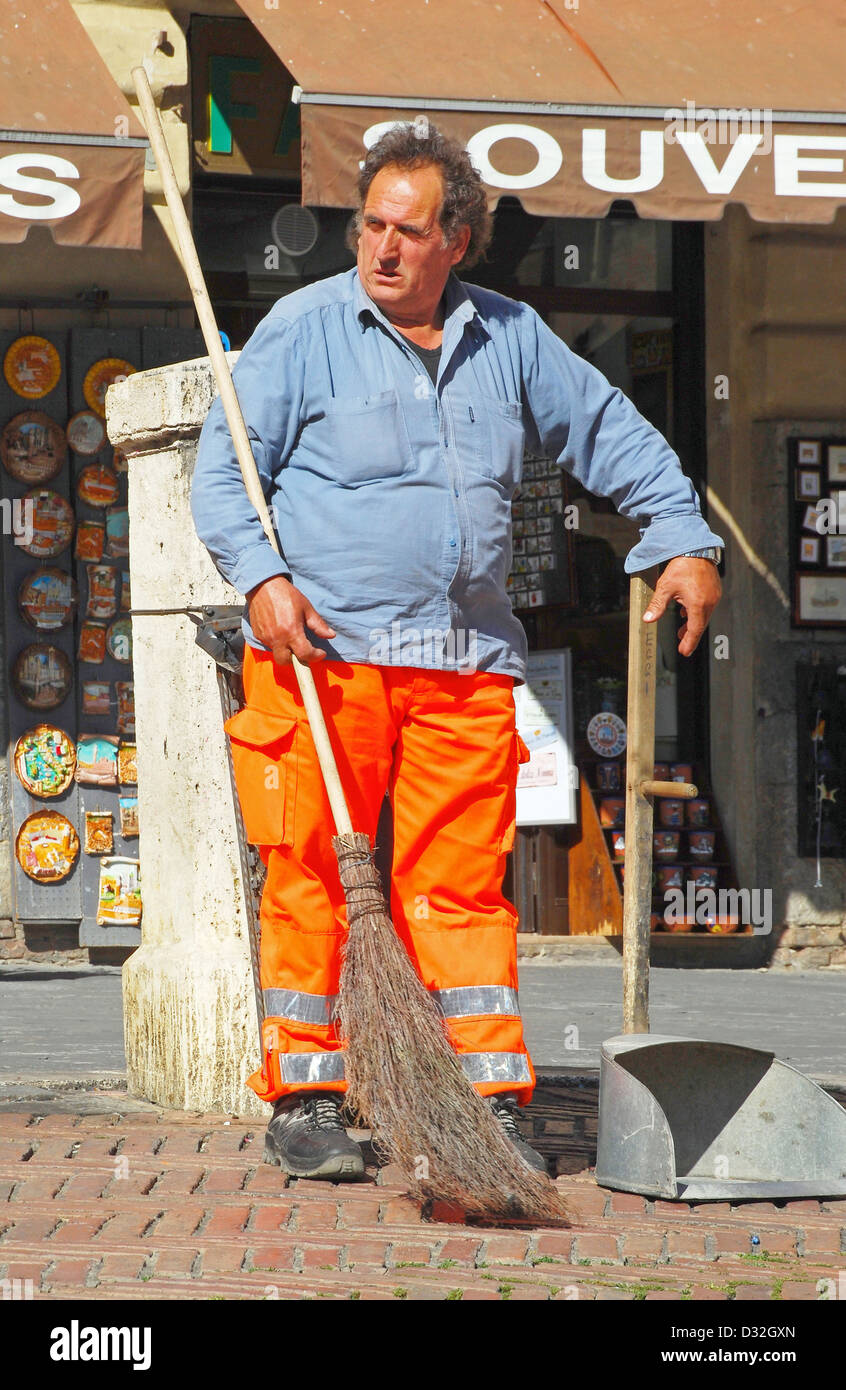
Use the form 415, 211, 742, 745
187, 2, 846, 961
3, 2, 846, 968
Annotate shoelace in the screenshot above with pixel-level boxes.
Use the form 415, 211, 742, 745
490, 1098, 521, 1141
302, 1096, 345, 1132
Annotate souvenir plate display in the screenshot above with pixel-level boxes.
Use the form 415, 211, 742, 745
83, 359, 136, 417
85, 565, 119, 620
75, 520, 105, 563
16, 810, 79, 883
18, 567, 77, 631
120, 570, 131, 610
66, 410, 106, 457
96, 856, 142, 925
84, 812, 113, 856
12, 644, 73, 710
586, 711, 627, 758
75, 734, 119, 786
3, 337, 61, 400
18, 489, 74, 559
76, 464, 119, 508
13, 725, 76, 797
106, 617, 132, 663
1, 411, 66, 484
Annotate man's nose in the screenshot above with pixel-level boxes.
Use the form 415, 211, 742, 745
376, 226, 400, 259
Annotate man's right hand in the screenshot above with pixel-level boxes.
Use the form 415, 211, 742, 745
245, 575, 336, 667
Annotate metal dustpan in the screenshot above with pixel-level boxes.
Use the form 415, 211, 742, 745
596, 575, 846, 1201
596, 1033, 846, 1200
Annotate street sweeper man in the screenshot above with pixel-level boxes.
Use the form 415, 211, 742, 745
191, 121, 723, 1180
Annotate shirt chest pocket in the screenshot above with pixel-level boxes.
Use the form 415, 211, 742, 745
451, 393, 525, 488
323, 388, 414, 485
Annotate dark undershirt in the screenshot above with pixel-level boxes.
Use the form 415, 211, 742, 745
413, 342, 442, 387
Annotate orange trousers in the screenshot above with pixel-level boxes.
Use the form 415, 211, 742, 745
224, 647, 535, 1105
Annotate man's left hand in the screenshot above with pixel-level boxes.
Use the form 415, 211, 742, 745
643, 557, 722, 657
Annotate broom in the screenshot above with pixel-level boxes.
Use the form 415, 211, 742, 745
133, 66, 566, 1223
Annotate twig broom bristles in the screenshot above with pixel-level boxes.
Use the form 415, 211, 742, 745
133, 66, 567, 1224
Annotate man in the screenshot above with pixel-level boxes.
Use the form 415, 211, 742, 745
191, 122, 723, 1181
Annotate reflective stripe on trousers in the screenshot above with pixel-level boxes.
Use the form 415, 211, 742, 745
430, 985, 520, 1018
263, 988, 338, 1026
269, 1051, 530, 1087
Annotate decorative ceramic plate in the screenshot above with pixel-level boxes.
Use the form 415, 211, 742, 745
3, 336, 61, 399
96, 856, 142, 924
66, 410, 106, 456
117, 742, 137, 784
14, 725, 77, 797
83, 358, 136, 417
1, 411, 66, 483
105, 506, 129, 558
75, 520, 105, 563
86, 565, 119, 620
12, 643, 73, 710
84, 812, 113, 856
18, 489, 74, 559
16, 809, 79, 882
587, 711, 627, 759
106, 616, 132, 663
75, 734, 119, 786
18, 567, 77, 631
76, 463, 119, 508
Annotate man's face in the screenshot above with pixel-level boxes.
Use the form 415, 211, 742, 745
356, 162, 470, 322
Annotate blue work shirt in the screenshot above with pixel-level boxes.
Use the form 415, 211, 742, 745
191, 267, 723, 681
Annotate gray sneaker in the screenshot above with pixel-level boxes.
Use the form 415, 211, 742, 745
263, 1092, 365, 1180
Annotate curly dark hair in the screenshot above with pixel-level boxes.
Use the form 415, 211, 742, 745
345, 118, 492, 270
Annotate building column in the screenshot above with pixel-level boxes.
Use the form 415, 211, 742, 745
107, 356, 265, 1115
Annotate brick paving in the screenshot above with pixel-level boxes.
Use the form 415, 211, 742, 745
1, 1104, 843, 1302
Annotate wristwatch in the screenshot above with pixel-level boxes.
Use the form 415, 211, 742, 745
681, 547, 723, 567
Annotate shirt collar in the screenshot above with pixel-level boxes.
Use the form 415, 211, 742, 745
353, 268, 481, 338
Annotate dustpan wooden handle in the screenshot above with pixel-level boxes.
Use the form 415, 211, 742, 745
621, 573, 659, 1034
132, 65, 353, 837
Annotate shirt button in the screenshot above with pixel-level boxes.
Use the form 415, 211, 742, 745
454, 488, 459, 497
449, 538, 457, 547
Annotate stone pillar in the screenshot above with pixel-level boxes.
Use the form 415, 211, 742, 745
107, 356, 265, 1116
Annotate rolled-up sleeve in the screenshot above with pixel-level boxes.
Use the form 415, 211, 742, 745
190, 309, 306, 596
519, 308, 724, 572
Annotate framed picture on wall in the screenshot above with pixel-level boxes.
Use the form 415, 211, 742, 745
796, 470, 821, 500
827, 445, 846, 483
796, 574, 846, 625
826, 537, 846, 568
789, 436, 846, 628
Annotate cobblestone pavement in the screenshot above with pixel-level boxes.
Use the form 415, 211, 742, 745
1, 1098, 843, 1303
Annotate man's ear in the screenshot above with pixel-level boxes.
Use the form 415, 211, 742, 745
450, 224, 471, 265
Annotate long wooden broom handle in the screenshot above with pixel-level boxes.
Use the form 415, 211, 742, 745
132, 65, 353, 837
621, 574, 698, 1032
